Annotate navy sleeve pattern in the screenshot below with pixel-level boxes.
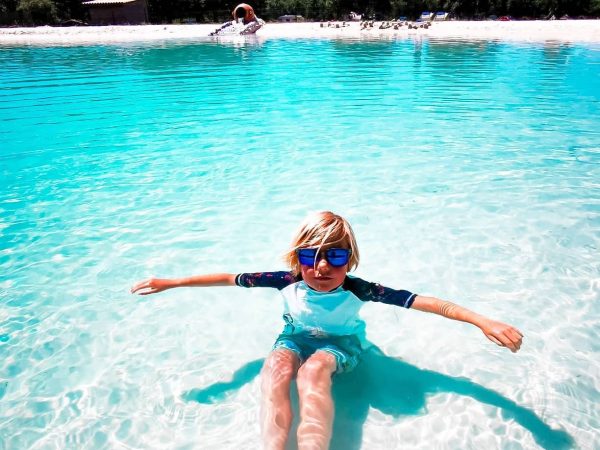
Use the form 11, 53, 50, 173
343, 276, 416, 308
235, 271, 298, 290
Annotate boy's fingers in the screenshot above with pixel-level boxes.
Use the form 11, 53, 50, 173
507, 329, 523, 345
515, 328, 524, 337
131, 282, 154, 295
490, 331, 516, 352
131, 279, 155, 294
486, 334, 503, 347
130, 280, 146, 292
508, 329, 523, 345
501, 332, 520, 352
497, 334, 512, 349
486, 325, 523, 353
138, 289, 154, 295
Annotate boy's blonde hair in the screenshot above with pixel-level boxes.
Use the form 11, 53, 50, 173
285, 211, 360, 276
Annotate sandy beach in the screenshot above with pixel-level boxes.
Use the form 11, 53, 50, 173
1, 20, 600, 45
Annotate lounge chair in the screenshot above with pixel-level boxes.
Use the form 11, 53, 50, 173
433, 11, 449, 21
417, 11, 433, 22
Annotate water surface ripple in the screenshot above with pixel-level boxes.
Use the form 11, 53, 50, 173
1, 38, 599, 449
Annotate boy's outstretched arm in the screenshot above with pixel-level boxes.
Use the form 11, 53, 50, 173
411, 295, 523, 353
130, 273, 237, 295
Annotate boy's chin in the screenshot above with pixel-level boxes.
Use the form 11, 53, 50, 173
307, 279, 342, 292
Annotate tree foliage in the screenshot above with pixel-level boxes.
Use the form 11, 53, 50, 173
0, 0, 598, 25
16, 0, 57, 24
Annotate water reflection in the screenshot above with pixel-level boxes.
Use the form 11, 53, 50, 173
184, 344, 573, 450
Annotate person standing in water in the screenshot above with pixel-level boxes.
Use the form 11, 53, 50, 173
131, 211, 523, 450
209, 3, 265, 36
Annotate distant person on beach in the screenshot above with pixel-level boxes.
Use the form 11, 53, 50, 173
131, 211, 523, 450
209, 3, 265, 36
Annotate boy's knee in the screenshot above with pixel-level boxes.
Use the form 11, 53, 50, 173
297, 352, 336, 389
262, 350, 299, 384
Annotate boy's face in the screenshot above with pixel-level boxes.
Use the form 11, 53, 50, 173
300, 247, 348, 292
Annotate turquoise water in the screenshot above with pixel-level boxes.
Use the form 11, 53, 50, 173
1, 37, 599, 449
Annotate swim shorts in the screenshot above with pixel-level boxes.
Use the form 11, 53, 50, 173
272, 332, 363, 374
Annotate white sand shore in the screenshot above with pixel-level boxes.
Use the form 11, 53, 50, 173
1, 20, 599, 46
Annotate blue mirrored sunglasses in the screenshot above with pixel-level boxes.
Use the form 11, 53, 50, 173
296, 248, 352, 267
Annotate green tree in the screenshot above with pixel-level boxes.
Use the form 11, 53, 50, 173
389, 0, 407, 17
0, 0, 18, 23
16, 0, 56, 24
2, 0, 598, 26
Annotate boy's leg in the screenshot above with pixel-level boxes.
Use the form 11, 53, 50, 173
295, 351, 337, 450
260, 349, 300, 450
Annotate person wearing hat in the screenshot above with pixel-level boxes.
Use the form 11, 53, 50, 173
209, 3, 265, 36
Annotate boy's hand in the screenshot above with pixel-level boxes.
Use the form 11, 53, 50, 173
479, 319, 523, 353
130, 278, 173, 295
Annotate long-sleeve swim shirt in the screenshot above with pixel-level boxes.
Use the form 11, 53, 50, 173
235, 271, 416, 339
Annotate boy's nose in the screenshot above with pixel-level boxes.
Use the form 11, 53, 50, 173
316, 256, 330, 270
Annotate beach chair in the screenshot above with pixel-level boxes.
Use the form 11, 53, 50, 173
433, 11, 449, 21
417, 11, 433, 22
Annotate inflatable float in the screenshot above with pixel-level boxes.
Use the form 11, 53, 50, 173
209, 3, 265, 36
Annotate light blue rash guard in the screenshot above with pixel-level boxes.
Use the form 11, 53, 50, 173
235, 271, 416, 341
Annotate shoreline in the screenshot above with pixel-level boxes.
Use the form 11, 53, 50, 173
1, 20, 600, 46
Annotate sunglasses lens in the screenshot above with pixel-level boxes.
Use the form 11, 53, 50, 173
297, 248, 350, 267
298, 249, 317, 266
326, 248, 350, 267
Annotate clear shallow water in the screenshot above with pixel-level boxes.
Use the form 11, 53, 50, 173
0, 37, 599, 449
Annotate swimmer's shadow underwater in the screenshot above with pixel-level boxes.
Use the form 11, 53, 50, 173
183, 344, 573, 450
